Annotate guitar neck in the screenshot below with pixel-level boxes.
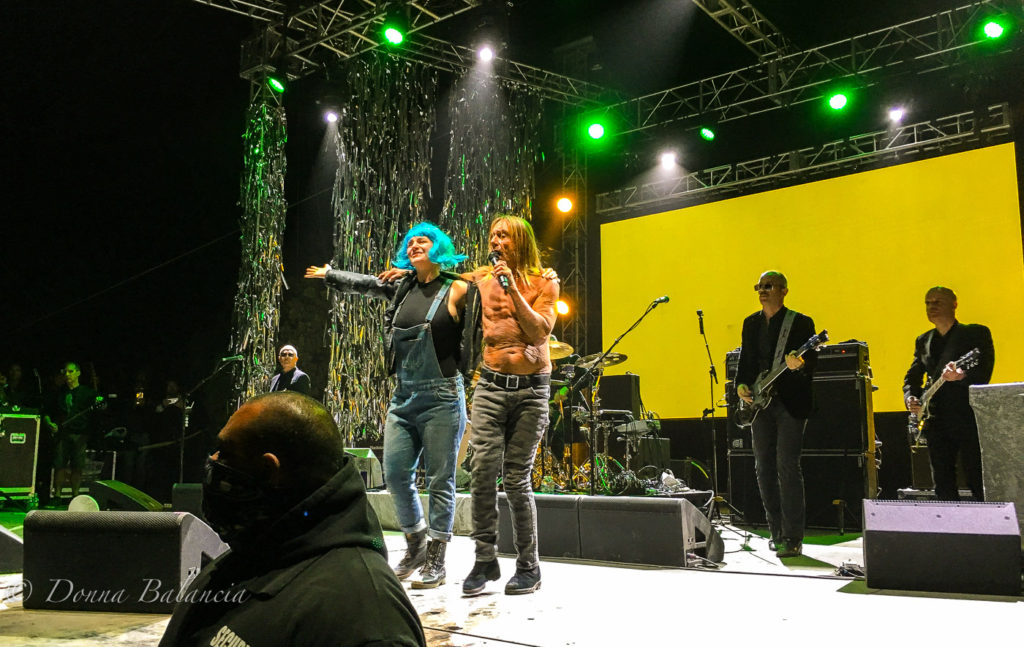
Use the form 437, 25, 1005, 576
758, 344, 813, 390
921, 376, 946, 404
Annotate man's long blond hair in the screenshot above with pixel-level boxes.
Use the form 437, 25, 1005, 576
490, 215, 542, 282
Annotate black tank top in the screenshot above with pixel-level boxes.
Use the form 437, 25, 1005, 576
393, 277, 462, 377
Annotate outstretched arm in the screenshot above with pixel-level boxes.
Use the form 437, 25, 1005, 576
305, 264, 397, 301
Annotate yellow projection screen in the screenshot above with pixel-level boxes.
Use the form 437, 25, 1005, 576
600, 143, 1024, 418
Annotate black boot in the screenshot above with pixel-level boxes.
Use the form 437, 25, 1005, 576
393, 529, 427, 580
411, 539, 447, 589
462, 559, 500, 595
504, 566, 541, 595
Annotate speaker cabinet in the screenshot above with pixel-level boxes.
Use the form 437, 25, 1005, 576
599, 375, 641, 419
578, 496, 723, 567
90, 480, 164, 511
863, 500, 1021, 595
498, 492, 581, 558
0, 525, 23, 573
23, 511, 227, 612
729, 451, 871, 529
0, 413, 40, 497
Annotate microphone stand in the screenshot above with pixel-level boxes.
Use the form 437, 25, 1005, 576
571, 298, 666, 496
177, 358, 239, 483
698, 312, 741, 519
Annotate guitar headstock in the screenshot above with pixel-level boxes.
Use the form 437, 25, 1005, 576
955, 348, 981, 371
810, 329, 829, 350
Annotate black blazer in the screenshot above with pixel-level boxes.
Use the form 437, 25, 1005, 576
269, 368, 311, 396
903, 322, 994, 419
736, 307, 817, 419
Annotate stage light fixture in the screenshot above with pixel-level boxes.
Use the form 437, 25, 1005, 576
380, 4, 409, 47
699, 127, 716, 141
660, 152, 677, 170
478, 46, 495, 62
828, 92, 848, 110
587, 122, 605, 139
556, 300, 570, 316
556, 197, 573, 213
982, 19, 1007, 39
325, 111, 339, 123
888, 107, 905, 122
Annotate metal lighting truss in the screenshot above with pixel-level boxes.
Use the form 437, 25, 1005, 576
595, 103, 1012, 215
691, 0, 794, 60
592, 0, 1022, 133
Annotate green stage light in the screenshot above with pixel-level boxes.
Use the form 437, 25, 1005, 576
587, 122, 605, 139
983, 20, 1006, 39
383, 26, 404, 45
828, 93, 848, 110
700, 127, 716, 141
267, 74, 286, 94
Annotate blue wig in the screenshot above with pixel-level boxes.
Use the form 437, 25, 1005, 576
392, 221, 468, 270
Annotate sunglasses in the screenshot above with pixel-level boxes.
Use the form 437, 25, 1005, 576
754, 283, 780, 292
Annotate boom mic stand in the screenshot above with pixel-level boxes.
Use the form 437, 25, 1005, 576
697, 310, 741, 519
176, 356, 241, 483
571, 296, 668, 496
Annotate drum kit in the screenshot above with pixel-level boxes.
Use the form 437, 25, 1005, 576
532, 337, 659, 494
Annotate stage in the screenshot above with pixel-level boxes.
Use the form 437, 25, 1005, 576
1, 517, 1021, 645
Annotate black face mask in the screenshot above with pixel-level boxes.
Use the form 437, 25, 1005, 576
202, 457, 303, 548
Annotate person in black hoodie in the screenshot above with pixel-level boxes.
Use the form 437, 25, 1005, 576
159, 391, 424, 647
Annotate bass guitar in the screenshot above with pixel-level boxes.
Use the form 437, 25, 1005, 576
735, 330, 829, 428
907, 347, 980, 445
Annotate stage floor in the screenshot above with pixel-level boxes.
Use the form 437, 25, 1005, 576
1, 526, 1021, 645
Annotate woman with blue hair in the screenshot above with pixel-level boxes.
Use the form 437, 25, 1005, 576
305, 221, 481, 590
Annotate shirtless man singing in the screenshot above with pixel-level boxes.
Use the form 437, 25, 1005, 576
461, 215, 559, 596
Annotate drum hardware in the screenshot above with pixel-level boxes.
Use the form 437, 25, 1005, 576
548, 337, 575, 360
574, 352, 628, 369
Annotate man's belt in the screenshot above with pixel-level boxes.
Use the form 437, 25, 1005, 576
479, 367, 550, 390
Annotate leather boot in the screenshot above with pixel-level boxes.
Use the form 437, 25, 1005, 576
411, 539, 447, 589
393, 529, 427, 580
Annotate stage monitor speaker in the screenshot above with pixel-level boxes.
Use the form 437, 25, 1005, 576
599, 374, 641, 419
23, 510, 228, 612
90, 479, 163, 512
0, 413, 40, 497
172, 483, 205, 520
498, 493, 581, 558
0, 525, 23, 573
578, 496, 723, 567
345, 448, 384, 489
863, 500, 1021, 595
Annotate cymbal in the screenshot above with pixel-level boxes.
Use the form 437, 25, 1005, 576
548, 339, 575, 360
575, 352, 628, 368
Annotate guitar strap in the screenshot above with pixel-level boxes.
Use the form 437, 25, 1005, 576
772, 309, 798, 370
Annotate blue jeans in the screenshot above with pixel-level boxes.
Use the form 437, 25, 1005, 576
383, 374, 466, 541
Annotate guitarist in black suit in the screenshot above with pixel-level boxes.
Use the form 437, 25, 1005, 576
903, 286, 994, 502
736, 271, 817, 558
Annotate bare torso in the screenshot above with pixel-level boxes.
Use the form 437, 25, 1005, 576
473, 268, 555, 375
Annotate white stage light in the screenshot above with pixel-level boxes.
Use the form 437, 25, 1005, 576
660, 152, 677, 170
888, 107, 905, 122
479, 46, 494, 62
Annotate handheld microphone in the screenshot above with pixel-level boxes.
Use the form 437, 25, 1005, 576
653, 295, 670, 304
488, 251, 510, 293
220, 354, 244, 363
697, 309, 704, 335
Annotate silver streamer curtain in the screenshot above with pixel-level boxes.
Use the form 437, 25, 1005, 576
228, 88, 288, 405
323, 60, 545, 444
324, 58, 437, 444
440, 70, 545, 268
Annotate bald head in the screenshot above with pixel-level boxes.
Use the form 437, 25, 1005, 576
217, 391, 344, 493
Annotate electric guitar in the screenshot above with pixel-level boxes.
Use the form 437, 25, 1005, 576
735, 330, 829, 428
907, 347, 981, 445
